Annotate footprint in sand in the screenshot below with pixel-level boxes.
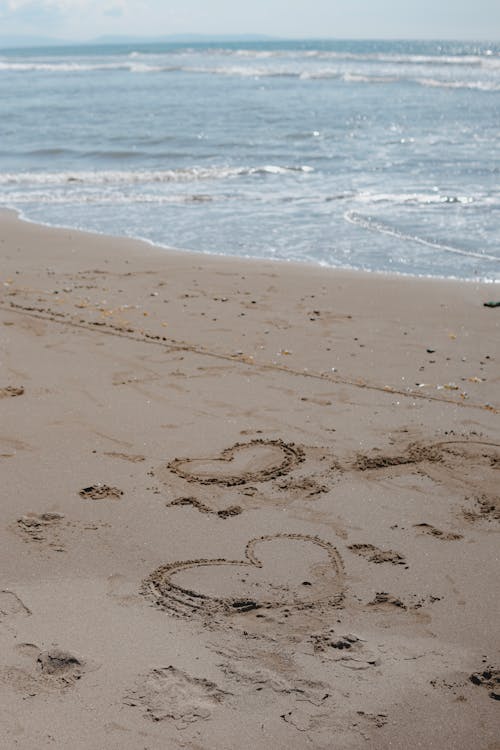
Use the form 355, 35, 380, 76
348, 543, 406, 565
79, 484, 123, 500
0, 386, 24, 399
0, 590, 31, 625
469, 667, 500, 701
413, 523, 463, 541
438, 441, 500, 501
103, 451, 145, 463
275, 475, 330, 499
367, 592, 441, 619
462, 494, 500, 523
367, 592, 407, 611
310, 632, 381, 670
124, 666, 228, 727
15, 513, 66, 550
14, 512, 107, 552
141, 533, 344, 620
165, 439, 305, 486
166, 496, 243, 519
0, 644, 90, 696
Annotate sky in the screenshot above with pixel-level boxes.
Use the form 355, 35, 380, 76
0, 0, 499, 41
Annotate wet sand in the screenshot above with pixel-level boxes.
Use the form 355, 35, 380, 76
1, 208, 499, 749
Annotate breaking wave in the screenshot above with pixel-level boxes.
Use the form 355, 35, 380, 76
0, 164, 314, 187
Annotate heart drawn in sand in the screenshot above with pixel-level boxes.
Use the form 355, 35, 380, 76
166, 439, 305, 486
142, 533, 344, 618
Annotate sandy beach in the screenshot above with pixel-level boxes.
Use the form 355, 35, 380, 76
0, 208, 499, 749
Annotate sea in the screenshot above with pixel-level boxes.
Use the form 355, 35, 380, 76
0, 38, 499, 281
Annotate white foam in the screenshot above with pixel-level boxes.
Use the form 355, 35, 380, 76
355, 191, 476, 206
0, 165, 314, 187
416, 77, 500, 91
344, 211, 500, 263
1, 191, 215, 205
210, 49, 498, 68
342, 72, 399, 84
0, 60, 176, 74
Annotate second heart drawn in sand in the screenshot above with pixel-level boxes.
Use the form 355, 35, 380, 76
165, 439, 305, 486
142, 533, 345, 619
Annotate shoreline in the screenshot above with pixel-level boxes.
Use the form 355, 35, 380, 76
6, 206, 499, 285
1, 208, 499, 749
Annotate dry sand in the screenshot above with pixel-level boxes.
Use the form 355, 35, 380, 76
0, 208, 499, 749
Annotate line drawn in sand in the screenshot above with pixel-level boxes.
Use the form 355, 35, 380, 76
141, 533, 344, 620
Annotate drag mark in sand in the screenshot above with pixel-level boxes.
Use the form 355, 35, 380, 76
141, 533, 344, 620
4, 301, 499, 414
167, 439, 305, 486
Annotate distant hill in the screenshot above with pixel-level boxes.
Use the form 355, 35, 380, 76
0, 35, 73, 49
0, 33, 277, 51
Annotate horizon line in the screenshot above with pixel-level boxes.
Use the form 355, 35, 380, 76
1, 33, 499, 46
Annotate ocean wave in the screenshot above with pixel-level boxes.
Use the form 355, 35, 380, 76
340, 73, 500, 90
331, 52, 496, 67
0, 165, 314, 187
0, 60, 179, 73
344, 211, 500, 262
209, 48, 500, 67
416, 77, 500, 91
1, 191, 215, 205
186, 67, 500, 90
186, 64, 301, 77
1, 57, 498, 91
